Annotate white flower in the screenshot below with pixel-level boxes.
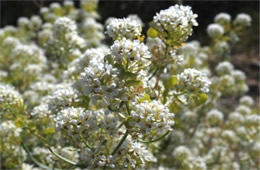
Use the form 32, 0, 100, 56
0, 120, 22, 138
50, 2, 61, 11
207, 23, 224, 38
228, 112, 244, 125
0, 83, 23, 106
65, 47, 107, 78
18, 17, 30, 28
246, 114, 260, 127
106, 18, 142, 40
47, 85, 79, 113
214, 12, 231, 24
216, 61, 234, 75
129, 142, 156, 163
215, 41, 230, 53
40, 7, 49, 15
190, 157, 207, 170
173, 146, 192, 161
206, 109, 223, 126
63, 0, 74, 8
236, 105, 251, 115
31, 104, 51, 118
221, 130, 238, 142
130, 100, 174, 137
232, 70, 246, 81
153, 5, 198, 40
82, 18, 104, 46
54, 17, 77, 35
234, 13, 251, 26
110, 38, 151, 74
239, 96, 254, 106
3, 37, 20, 48
55, 107, 87, 131
177, 68, 211, 93
127, 14, 144, 27
169, 50, 183, 65
181, 41, 200, 55
30, 15, 42, 29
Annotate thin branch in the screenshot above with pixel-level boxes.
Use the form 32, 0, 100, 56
138, 130, 170, 144
111, 130, 129, 155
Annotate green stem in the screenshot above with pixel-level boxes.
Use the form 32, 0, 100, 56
47, 147, 77, 166
138, 130, 170, 144
21, 141, 52, 170
111, 130, 129, 155
79, 130, 95, 152
148, 68, 158, 81
117, 121, 125, 129
125, 102, 131, 116
28, 129, 78, 166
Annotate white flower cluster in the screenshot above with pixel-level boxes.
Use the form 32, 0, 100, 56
74, 61, 127, 109
130, 100, 175, 137
177, 68, 211, 93
64, 47, 108, 79
53, 17, 77, 35
214, 12, 231, 24
234, 13, 251, 26
0, 2, 256, 170
207, 23, 224, 38
179, 41, 209, 68
215, 61, 248, 95
82, 18, 105, 47
206, 109, 224, 126
0, 83, 23, 107
153, 5, 198, 41
106, 18, 142, 40
46, 17, 85, 66
110, 38, 151, 74
46, 85, 79, 113
239, 95, 254, 106
216, 61, 234, 75
0, 120, 22, 139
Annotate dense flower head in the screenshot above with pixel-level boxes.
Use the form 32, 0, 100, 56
206, 109, 224, 126
74, 61, 127, 109
173, 146, 192, 161
228, 112, 244, 125
152, 5, 198, 42
55, 107, 86, 131
0, 1, 257, 169
207, 23, 224, 38
54, 17, 77, 34
110, 38, 151, 74
130, 100, 175, 137
106, 18, 142, 40
216, 61, 234, 75
177, 68, 211, 93
0, 120, 22, 139
214, 12, 231, 25
0, 83, 23, 106
64, 47, 108, 78
46, 85, 79, 113
232, 70, 246, 81
234, 13, 251, 26
239, 95, 254, 106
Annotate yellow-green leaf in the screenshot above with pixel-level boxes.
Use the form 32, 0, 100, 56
42, 127, 55, 134
194, 93, 208, 106
147, 27, 158, 38
164, 75, 178, 90
138, 93, 151, 103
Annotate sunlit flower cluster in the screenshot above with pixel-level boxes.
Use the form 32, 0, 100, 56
0, 1, 257, 170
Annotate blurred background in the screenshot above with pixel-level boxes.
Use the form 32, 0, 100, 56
1, 0, 259, 99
